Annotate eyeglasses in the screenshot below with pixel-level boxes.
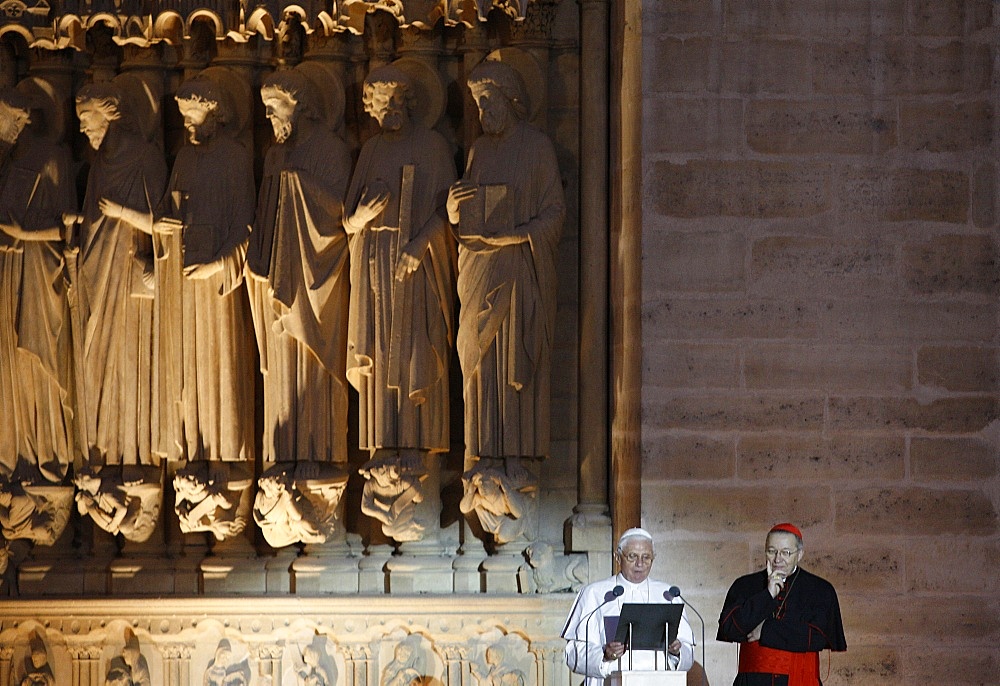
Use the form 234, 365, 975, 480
765, 547, 798, 560
621, 553, 655, 564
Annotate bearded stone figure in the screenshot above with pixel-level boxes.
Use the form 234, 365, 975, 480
448, 56, 565, 549
249, 66, 352, 548
104, 69, 257, 541
0, 82, 76, 547
344, 60, 456, 544
68, 76, 168, 541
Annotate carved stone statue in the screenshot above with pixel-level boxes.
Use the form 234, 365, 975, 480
249, 66, 352, 547
448, 57, 565, 547
344, 60, 456, 543
18, 630, 54, 686
70, 77, 167, 470
0, 83, 76, 495
73, 466, 160, 543
106, 69, 257, 540
204, 639, 251, 686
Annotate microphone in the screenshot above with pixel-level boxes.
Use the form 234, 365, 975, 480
574, 585, 624, 677
669, 587, 707, 686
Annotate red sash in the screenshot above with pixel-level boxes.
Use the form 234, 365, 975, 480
739, 642, 819, 686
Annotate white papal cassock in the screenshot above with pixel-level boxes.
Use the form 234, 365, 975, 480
562, 574, 695, 686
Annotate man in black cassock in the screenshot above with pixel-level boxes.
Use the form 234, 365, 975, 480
718, 523, 847, 686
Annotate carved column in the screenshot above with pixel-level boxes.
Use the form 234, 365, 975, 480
568, 0, 613, 566
0, 645, 12, 686
441, 645, 469, 686
162, 644, 192, 686
529, 641, 566, 686
345, 644, 373, 686
257, 644, 284, 686
69, 646, 102, 686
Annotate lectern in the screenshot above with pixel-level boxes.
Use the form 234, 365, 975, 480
607, 670, 687, 686
605, 603, 688, 686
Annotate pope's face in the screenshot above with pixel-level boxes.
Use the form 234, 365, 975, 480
77, 102, 111, 150
470, 82, 512, 136
366, 82, 408, 132
617, 537, 655, 584
0, 102, 30, 146
177, 98, 218, 145
263, 89, 297, 143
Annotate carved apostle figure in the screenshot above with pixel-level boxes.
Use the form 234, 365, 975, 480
449, 57, 565, 547
19, 631, 55, 686
104, 71, 257, 540
69, 77, 167, 539
0, 83, 76, 546
249, 67, 352, 547
344, 61, 456, 543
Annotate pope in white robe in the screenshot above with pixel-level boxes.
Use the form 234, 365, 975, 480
562, 529, 695, 686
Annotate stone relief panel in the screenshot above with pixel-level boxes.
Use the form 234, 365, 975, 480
0, 598, 574, 686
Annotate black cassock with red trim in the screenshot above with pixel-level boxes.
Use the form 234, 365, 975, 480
717, 567, 847, 686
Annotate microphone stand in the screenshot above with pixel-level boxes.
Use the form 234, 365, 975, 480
678, 592, 707, 686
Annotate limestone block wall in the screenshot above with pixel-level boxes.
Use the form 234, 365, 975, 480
639, 2, 999, 685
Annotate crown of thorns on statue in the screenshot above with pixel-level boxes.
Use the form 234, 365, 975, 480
468, 60, 529, 121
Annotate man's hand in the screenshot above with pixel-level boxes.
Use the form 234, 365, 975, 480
766, 560, 786, 598
603, 641, 626, 662
667, 639, 682, 656
747, 620, 764, 643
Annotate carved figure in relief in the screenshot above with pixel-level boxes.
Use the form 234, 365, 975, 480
104, 657, 133, 686
459, 462, 537, 545
18, 630, 55, 686
253, 464, 347, 547
70, 76, 166, 471
204, 639, 251, 686
344, 60, 456, 543
73, 467, 160, 542
0, 468, 73, 546
523, 541, 587, 593
103, 70, 256, 540
173, 462, 251, 541
381, 638, 424, 686
295, 645, 332, 686
0, 83, 76, 501
248, 66, 352, 547
121, 628, 151, 686
471, 643, 524, 686
358, 454, 427, 541
448, 56, 564, 547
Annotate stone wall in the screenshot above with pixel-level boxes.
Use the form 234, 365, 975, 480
640, 2, 999, 685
